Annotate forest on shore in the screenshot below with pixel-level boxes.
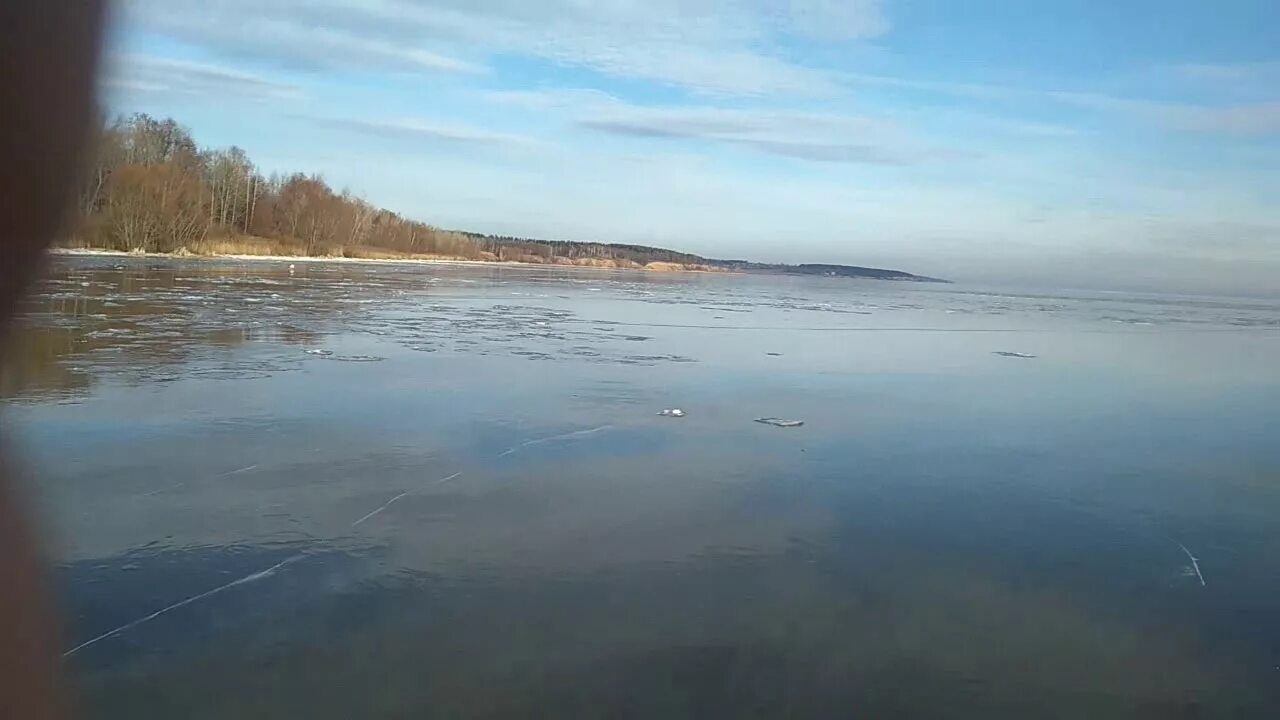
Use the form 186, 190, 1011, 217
64, 114, 717, 270
64, 114, 940, 280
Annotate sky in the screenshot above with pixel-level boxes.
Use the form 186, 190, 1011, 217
103, 0, 1280, 293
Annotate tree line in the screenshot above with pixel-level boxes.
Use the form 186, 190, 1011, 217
70, 114, 479, 258
65, 113, 714, 268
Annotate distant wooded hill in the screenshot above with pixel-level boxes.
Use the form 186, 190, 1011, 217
710, 260, 947, 282
462, 233, 946, 281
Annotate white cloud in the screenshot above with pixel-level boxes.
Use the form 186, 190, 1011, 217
120, 1, 485, 76
580, 110, 919, 164
485, 89, 957, 164
104, 54, 302, 100
120, 0, 886, 96
309, 115, 544, 150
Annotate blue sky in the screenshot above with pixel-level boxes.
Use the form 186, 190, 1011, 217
104, 1, 1279, 292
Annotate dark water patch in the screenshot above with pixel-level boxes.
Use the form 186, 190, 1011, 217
57, 541, 355, 667
69, 544, 1269, 718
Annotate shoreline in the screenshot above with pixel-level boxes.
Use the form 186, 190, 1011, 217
47, 248, 943, 282
48, 248, 726, 274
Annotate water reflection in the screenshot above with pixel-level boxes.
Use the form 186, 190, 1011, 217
6, 256, 1280, 717
52, 420, 1280, 716
3, 261, 340, 401
0, 325, 92, 401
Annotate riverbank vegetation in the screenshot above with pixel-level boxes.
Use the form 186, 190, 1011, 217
63, 114, 718, 270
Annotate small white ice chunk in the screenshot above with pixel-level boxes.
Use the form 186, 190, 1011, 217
755, 417, 804, 428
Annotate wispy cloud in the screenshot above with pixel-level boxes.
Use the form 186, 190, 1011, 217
308, 116, 543, 151
104, 54, 302, 100
734, 139, 915, 165
577, 106, 887, 140
121, 1, 485, 76
490, 90, 952, 165
579, 112, 921, 165
122, 0, 885, 96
